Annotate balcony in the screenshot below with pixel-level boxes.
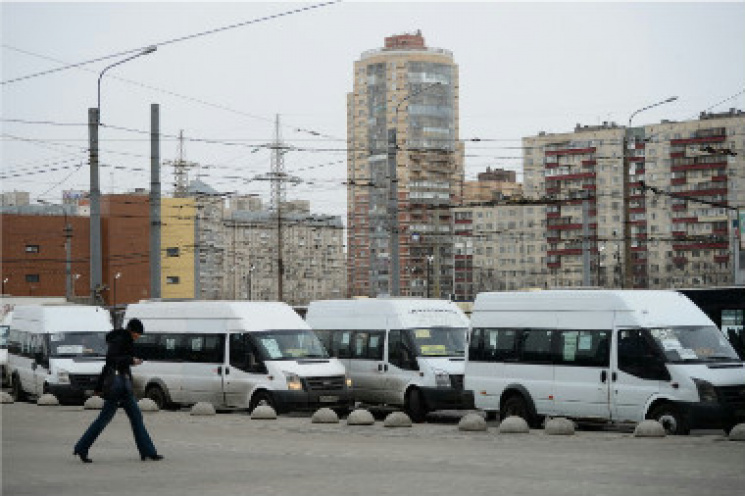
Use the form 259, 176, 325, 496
545, 147, 596, 156
671, 135, 726, 146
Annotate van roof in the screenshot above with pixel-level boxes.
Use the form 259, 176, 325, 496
11, 305, 112, 333
306, 298, 469, 329
473, 290, 714, 327
124, 301, 309, 332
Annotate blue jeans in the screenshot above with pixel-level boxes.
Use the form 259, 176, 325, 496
74, 375, 157, 457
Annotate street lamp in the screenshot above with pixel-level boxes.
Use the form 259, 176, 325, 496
38, 200, 73, 301
387, 81, 443, 297
2, 277, 8, 295
113, 272, 121, 307
622, 96, 678, 289
89, 46, 156, 304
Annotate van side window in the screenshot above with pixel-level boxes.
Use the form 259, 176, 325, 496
389, 330, 417, 370
351, 331, 384, 360
314, 330, 332, 355
366, 331, 385, 360
135, 333, 161, 360
184, 334, 225, 363
519, 329, 554, 363
468, 328, 483, 360
332, 331, 352, 358
617, 329, 670, 380
556, 330, 610, 367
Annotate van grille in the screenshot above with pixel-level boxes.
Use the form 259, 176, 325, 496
717, 385, 745, 409
69, 374, 99, 389
450, 374, 464, 390
305, 375, 345, 391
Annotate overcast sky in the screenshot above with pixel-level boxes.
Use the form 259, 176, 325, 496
2, 0, 744, 221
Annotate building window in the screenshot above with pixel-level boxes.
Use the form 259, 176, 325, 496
166, 276, 180, 285
25, 274, 40, 283
166, 247, 180, 257
25, 245, 40, 253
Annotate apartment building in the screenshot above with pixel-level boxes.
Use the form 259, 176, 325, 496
522, 109, 744, 289
347, 31, 464, 298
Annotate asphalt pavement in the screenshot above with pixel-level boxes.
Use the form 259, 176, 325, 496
2, 401, 744, 496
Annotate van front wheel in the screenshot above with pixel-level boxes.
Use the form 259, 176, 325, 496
648, 403, 690, 435
145, 385, 170, 410
11, 375, 26, 402
249, 391, 276, 413
405, 388, 428, 423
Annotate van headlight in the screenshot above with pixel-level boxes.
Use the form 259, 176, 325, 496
345, 375, 353, 389
283, 372, 304, 391
692, 378, 717, 403
434, 370, 451, 388
57, 369, 70, 384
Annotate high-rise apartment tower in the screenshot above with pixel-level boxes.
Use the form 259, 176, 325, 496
347, 31, 464, 298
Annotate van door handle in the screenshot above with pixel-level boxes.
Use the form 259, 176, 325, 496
378, 363, 388, 372
612, 372, 617, 382
600, 370, 607, 383
217, 366, 222, 375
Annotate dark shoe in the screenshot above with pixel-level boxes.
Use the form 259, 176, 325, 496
141, 454, 164, 461
73, 450, 93, 463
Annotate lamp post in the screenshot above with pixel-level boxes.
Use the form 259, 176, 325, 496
89, 46, 156, 304
2, 277, 8, 295
622, 96, 678, 289
387, 81, 442, 297
113, 272, 121, 307
38, 200, 73, 301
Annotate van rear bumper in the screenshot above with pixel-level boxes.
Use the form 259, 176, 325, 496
420, 387, 475, 411
272, 389, 355, 414
680, 401, 745, 430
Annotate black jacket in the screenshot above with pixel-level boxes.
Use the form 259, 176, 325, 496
94, 328, 137, 391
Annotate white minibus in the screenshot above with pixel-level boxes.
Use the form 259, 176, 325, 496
125, 300, 353, 414
306, 298, 474, 422
6, 304, 112, 403
466, 290, 745, 434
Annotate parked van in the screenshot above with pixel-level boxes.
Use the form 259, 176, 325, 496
125, 300, 353, 414
6, 305, 112, 403
466, 290, 745, 434
306, 298, 474, 422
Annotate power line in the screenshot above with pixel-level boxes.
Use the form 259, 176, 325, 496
1, 1, 341, 85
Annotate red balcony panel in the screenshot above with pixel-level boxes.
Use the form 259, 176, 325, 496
673, 257, 688, 264
676, 188, 728, 197
672, 242, 728, 251
548, 249, 583, 256
670, 152, 685, 158
454, 219, 472, 224
545, 162, 560, 169
671, 178, 686, 185
671, 162, 728, 172
712, 175, 727, 182
547, 262, 561, 269
581, 160, 597, 166
672, 217, 697, 224
671, 136, 726, 145
629, 207, 646, 214
583, 185, 597, 190
546, 212, 561, 218
714, 255, 730, 263
545, 147, 596, 156
672, 204, 687, 211
628, 156, 645, 163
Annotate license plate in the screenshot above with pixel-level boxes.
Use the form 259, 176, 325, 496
319, 395, 338, 403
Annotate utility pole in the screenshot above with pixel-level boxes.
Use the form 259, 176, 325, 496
88, 107, 102, 303
150, 104, 161, 299
582, 196, 591, 286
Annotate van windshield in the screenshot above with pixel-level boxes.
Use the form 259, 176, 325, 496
0, 325, 9, 348
49, 332, 108, 357
252, 329, 329, 361
405, 327, 467, 357
647, 326, 741, 363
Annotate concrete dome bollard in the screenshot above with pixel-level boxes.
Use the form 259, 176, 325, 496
190, 402, 217, 416
634, 419, 666, 438
84, 396, 104, 410
728, 423, 745, 441
37, 393, 59, 406
545, 417, 576, 436
312, 407, 340, 424
346, 408, 375, 426
384, 411, 412, 428
498, 416, 530, 434
251, 405, 277, 420
138, 398, 160, 412
458, 413, 488, 432
1, 392, 14, 404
